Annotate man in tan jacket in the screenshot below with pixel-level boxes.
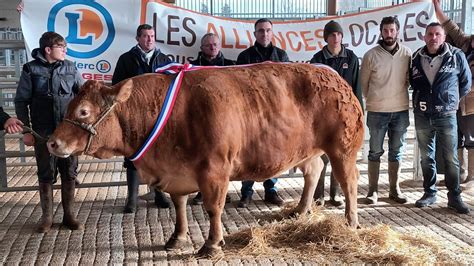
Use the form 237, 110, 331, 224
360, 16, 412, 204
433, 0, 474, 184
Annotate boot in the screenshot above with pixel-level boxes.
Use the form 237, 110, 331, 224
61, 178, 83, 230
328, 174, 343, 207
447, 195, 470, 214
458, 148, 467, 183
313, 167, 326, 206
36, 182, 53, 233
464, 149, 474, 183
124, 168, 139, 213
365, 161, 380, 204
415, 193, 437, 207
154, 189, 171, 208
388, 161, 407, 204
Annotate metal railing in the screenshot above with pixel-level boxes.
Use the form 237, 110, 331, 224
175, 0, 328, 20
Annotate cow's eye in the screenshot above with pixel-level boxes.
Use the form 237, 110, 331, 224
79, 109, 89, 118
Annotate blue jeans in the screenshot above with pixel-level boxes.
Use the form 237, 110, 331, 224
415, 112, 461, 197
241, 178, 278, 198
367, 111, 410, 162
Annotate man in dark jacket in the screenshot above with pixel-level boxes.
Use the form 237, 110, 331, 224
189, 33, 234, 205
0, 107, 23, 133
236, 18, 289, 208
112, 24, 172, 213
189, 33, 235, 66
310, 20, 363, 207
15, 31, 84, 233
409, 23, 471, 214
236, 19, 289, 65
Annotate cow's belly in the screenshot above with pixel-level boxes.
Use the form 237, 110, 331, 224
137, 168, 200, 195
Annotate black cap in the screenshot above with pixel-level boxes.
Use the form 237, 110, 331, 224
323, 20, 343, 41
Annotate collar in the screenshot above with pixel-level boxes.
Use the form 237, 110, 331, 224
136, 45, 155, 59
420, 43, 451, 59
322, 45, 348, 59
378, 40, 400, 55
31, 48, 63, 66
254, 41, 273, 50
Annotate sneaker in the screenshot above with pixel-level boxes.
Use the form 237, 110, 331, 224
415, 193, 437, 208
264, 191, 284, 206
447, 197, 470, 214
365, 192, 378, 205
238, 196, 251, 208
192, 192, 203, 205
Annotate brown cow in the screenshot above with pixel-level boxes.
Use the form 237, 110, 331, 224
47, 63, 364, 257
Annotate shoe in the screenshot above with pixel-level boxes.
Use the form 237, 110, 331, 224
389, 193, 408, 204
193, 192, 231, 205
365, 192, 378, 205
264, 191, 284, 206
328, 196, 344, 207
154, 189, 171, 208
192, 192, 203, 205
447, 197, 470, 214
238, 196, 251, 208
415, 193, 437, 207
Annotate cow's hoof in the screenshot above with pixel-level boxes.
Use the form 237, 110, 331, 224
289, 208, 310, 218
164, 234, 190, 251
196, 245, 224, 258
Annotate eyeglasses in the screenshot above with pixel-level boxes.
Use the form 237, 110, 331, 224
51, 44, 67, 50
202, 43, 219, 48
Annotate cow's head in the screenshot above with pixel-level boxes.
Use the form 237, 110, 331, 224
47, 79, 133, 159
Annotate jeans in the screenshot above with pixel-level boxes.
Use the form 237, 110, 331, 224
367, 111, 410, 162
415, 112, 461, 197
241, 178, 278, 198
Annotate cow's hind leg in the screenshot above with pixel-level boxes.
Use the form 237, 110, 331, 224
164, 194, 191, 251
293, 156, 324, 215
327, 151, 359, 228
196, 177, 229, 258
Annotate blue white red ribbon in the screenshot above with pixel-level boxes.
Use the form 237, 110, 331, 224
128, 63, 190, 161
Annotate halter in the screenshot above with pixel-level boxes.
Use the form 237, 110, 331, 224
64, 102, 118, 154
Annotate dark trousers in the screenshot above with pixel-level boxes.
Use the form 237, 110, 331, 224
34, 135, 78, 183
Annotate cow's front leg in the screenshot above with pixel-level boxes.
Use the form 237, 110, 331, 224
164, 194, 191, 251
294, 156, 324, 215
196, 181, 227, 258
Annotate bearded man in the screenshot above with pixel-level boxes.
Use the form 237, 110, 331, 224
360, 16, 412, 205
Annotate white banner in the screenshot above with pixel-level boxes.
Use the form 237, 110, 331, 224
21, 0, 435, 81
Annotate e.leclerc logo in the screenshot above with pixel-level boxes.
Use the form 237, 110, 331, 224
47, 0, 115, 59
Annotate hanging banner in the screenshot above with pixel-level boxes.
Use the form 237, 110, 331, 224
20, 0, 435, 81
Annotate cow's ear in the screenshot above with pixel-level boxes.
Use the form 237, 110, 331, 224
114, 79, 133, 103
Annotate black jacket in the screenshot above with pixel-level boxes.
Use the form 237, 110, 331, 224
112, 46, 171, 85
189, 51, 235, 66
0, 107, 10, 130
410, 43, 471, 114
236, 42, 289, 64
15, 48, 83, 131
310, 45, 364, 110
